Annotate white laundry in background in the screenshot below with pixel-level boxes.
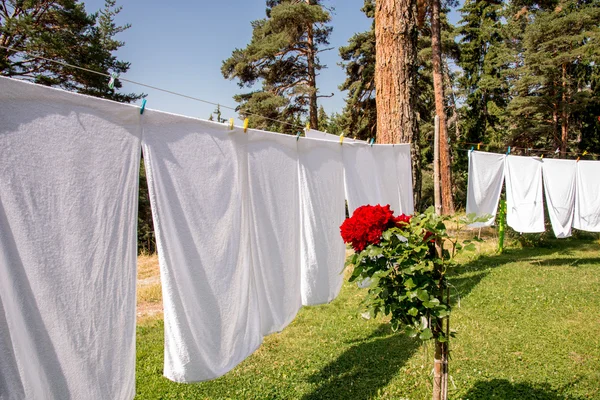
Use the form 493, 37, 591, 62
298, 138, 346, 306
542, 159, 577, 238
0, 77, 140, 399
395, 144, 415, 215
142, 113, 262, 383
342, 143, 384, 215
574, 160, 600, 232
247, 130, 302, 335
505, 155, 545, 233
466, 151, 506, 227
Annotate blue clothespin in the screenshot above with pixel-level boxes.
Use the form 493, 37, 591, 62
507, 146, 511, 155
140, 99, 147, 115
470, 146, 474, 153
370, 138, 375, 147
296, 131, 301, 141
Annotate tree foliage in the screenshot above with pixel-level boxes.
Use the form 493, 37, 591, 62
222, 0, 332, 133
0, 0, 143, 103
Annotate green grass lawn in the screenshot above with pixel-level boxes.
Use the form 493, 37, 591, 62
135, 238, 600, 399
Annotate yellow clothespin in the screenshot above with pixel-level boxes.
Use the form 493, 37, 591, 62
583, 150, 588, 156
339, 133, 345, 144
229, 118, 234, 130
477, 142, 481, 150
243, 118, 249, 133
305, 122, 310, 131
540, 154, 544, 159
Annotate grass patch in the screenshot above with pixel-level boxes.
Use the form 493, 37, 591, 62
135, 239, 600, 399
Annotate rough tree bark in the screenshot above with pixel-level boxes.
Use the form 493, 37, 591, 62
560, 63, 568, 157
374, 0, 418, 145
374, 0, 421, 207
431, 0, 454, 215
306, 0, 319, 130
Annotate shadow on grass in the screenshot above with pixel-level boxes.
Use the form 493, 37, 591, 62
448, 239, 599, 305
303, 239, 598, 400
462, 379, 585, 400
302, 324, 420, 400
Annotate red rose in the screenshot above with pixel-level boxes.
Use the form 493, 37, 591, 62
340, 204, 398, 252
394, 214, 412, 227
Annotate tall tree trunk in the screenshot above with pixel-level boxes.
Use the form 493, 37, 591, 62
374, 0, 421, 208
374, 0, 418, 144
561, 63, 568, 157
306, 0, 318, 130
431, 0, 454, 215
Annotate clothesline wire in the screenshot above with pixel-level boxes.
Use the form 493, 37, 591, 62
457, 140, 599, 158
0, 45, 307, 132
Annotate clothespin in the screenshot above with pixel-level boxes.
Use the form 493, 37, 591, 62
555, 148, 560, 154
541, 154, 544, 159
243, 118, 249, 133
507, 146, 511, 155
339, 133, 345, 144
108, 72, 118, 90
305, 122, 310, 131
296, 131, 301, 141
583, 150, 588, 156
370, 138, 375, 147
477, 142, 481, 150
229, 118, 234, 130
470, 146, 474, 153
577, 156, 580, 162
140, 99, 147, 115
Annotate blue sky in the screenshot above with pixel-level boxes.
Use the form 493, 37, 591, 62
84, 0, 460, 122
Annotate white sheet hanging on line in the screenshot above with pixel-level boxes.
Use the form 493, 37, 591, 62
247, 130, 302, 335
505, 155, 545, 233
370, 145, 402, 215
574, 160, 600, 232
395, 144, 415, 215
466, 151, 506, 227
0, 77, 140, 399
542, 159, 577, 238
305, 128, 361, 143
342, 143, 384, 215
142, 114, 262, 383
298, 138, 346, 306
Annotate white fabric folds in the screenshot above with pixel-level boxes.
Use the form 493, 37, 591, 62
574, 160, 600, 232
542, 159, 577, 238
505, 155, 545, 233
0, 77, 140, 399
298, 138, 346, 306
343, 143, 413, 216
247, 130, 302, 335
395, 144, 415, 215
466, 151, 506, 227
305, 128, 360, 143
142, 114, 262, 383
342, 144, 386, 215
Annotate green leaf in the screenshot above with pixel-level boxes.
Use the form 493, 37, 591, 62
419, 328, 433, 340
408, 307, 418, 316
423, 298, 440, 308
404, 278, 417, 289
416, 289, 430, 302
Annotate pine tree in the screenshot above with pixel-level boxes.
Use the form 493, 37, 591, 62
508, 0, 600, 156
338, 1, 377, 140
222, 0, 333, 133
0, 0, 142, 103
317, 105, 329, 132
457, 0, 510, 147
